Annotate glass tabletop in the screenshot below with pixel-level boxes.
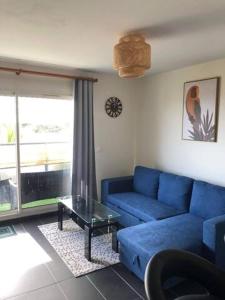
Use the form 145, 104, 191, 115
58, 195, 120, 226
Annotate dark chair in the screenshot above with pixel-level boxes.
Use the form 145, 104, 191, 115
0, 178, 17, 210
144, 249, 225, 300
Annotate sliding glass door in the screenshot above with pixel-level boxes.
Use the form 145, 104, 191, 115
19, 97, 73, 209
0, 96, 18, 215
0, 95, 73, 217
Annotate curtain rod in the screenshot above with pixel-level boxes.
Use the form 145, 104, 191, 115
0, 66, 98, 82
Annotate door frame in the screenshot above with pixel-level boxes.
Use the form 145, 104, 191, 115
0, 93, 72, 221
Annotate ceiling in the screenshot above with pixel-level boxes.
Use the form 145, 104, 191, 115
1, 0, 225, 75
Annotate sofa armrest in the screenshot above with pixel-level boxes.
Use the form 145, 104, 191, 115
101, 176, 133, 203
203, 214, 225, 269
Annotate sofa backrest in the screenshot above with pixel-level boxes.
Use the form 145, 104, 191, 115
190, 180, 225, 219
133, 166, 160, 198
158, 172, 193, 211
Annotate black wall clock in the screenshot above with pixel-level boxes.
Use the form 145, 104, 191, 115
105, 97, 122, 118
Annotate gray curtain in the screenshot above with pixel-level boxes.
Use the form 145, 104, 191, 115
71, 79, 97, 200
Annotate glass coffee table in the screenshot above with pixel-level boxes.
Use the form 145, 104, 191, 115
57, 195, 120, 261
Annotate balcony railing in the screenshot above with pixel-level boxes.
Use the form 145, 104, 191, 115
0, 141, 71, 208
0, 141, 71, 170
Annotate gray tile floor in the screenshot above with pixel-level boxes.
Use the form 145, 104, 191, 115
1, 213, 206, 300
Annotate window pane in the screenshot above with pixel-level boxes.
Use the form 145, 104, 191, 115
19, 97, 73, 209
0, 96, 18, 214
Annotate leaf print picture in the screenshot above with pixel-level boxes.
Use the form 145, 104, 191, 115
182, 77, 219, 142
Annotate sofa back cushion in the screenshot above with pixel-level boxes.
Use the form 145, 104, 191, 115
133, 166, 160, 198
190, 180, 225, 219
158, 172, 193, 211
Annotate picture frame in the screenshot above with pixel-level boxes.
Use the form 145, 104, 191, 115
182, 77, 219, 142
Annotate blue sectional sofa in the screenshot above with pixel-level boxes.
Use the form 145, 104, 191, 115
101, 166, 225, 281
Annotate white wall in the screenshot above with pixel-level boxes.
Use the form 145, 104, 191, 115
0, 60, 138, 198
94, 73, 138, 194
2, 56, 225, 219
0, 60, 74, 97
5, 56, 225, 200
135, 58, 225, 186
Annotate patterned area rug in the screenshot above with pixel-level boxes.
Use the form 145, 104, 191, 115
38, 220, 119, 277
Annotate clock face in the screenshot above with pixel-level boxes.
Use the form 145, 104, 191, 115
105, 97, 122, 118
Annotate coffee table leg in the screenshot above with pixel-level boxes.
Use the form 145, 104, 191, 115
84, 225, 92, 261
112, 223, 119, 253
58, 202, 63, 231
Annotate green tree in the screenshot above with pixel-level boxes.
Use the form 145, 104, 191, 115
6, 126, 16, 143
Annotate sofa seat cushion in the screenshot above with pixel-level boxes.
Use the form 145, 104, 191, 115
190, 180, 225, 220
117, 213, 203, 262
107, 202, 144, 227
133, 166, 160, 198
107, 192, 183, 222
158, 172, 193, 211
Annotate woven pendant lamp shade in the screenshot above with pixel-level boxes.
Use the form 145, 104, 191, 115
113, 34, 151, 78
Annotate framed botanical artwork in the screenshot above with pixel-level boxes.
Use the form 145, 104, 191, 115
182, 77, 219, 142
